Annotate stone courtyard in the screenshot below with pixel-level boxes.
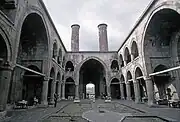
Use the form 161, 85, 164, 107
1, 99, 179, 122
0, 0, 180, 121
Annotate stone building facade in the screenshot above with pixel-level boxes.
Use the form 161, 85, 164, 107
0, 0, 180, 114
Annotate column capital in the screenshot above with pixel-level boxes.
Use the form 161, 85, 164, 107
43, 77, 49, 81
133, 79, 139, 84
120, 82, 125, 84
126, 81, 130, 85
144, 76, 151, 81
0, 61, 14, 71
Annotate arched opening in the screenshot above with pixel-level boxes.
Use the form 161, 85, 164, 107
79, 59, 106, 99
17, 13, 48, 64
131, 41, 139, 59
16, 13, 48, 105
110, 78, 120, 99
62, 56, 65, 68
86, 83, 95, 99
153, 65, 171, 100
120, 75, 127, 99
124, 47, 131, 64
48, 68, 55, 103
135, 67, 147, 102
0, 34, 9, 111
144, 9, 180, 73
0, 35, 7, 63
22, 65, 43, 105
57, 48, 62, 64
110, 60, 119, 71
52, 42, 57, 59
119, 54, 124, 67
143, 8, 180, 105
127, 71, 135, 100
65, 77, 75, 100
65, 61, 74, 72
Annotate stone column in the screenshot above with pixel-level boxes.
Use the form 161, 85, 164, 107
0, 64, 12, 112
56, 81, 61, 101
133, 79, 141, 103
49, 80, 56, 104
74, 84, 80, 103
145, 77, 154, 106
61, 82, 65, 100
126, 82, 131, 100
106, 85, 111, 98
124, 60, 127, 66
74, 84, 79, 100
98, 23, 109, 51
120, 83, 125, 99
131, 54, 134, 60
99, 74, 105, 94
71, 24, 80, 51
41, 77, 49, 106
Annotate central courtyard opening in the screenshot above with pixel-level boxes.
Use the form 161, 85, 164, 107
79, 59, 106, 99
86, 83, 95, 99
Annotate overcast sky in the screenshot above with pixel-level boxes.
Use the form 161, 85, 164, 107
42, 0, 151, 51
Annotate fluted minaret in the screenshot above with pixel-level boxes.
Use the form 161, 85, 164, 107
98, 23, 108, 51
71, 24, 80, 51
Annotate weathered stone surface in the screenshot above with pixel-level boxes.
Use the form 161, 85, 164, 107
0, 0, 179, 117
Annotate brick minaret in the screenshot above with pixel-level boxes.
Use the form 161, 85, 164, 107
71, 24, 80, 51
98, 23, 108, 52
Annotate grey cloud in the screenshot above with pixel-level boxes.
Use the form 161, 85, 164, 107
43, 0, 151, 51
80, 28, 99, 51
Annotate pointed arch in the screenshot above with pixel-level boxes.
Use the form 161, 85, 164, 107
119, 54, 124, 67
131, 41, 139, 59
124, 47, 131, 64
52, 42, 58, 59
65, 61, 74, 72
110, 60, 119, 71
58, 48, 62, 64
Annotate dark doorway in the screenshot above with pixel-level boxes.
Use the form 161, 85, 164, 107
65, 77, 75, 100
22, 65, 43, 105
110, 78, 120, 99
79, 59, 106, 99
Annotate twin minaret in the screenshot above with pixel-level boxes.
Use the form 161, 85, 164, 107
71, 23, 109, 52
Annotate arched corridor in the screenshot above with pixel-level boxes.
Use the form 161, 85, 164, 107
79, 59, 106, 99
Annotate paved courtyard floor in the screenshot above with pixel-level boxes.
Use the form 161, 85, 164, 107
0, 99, 180, 122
